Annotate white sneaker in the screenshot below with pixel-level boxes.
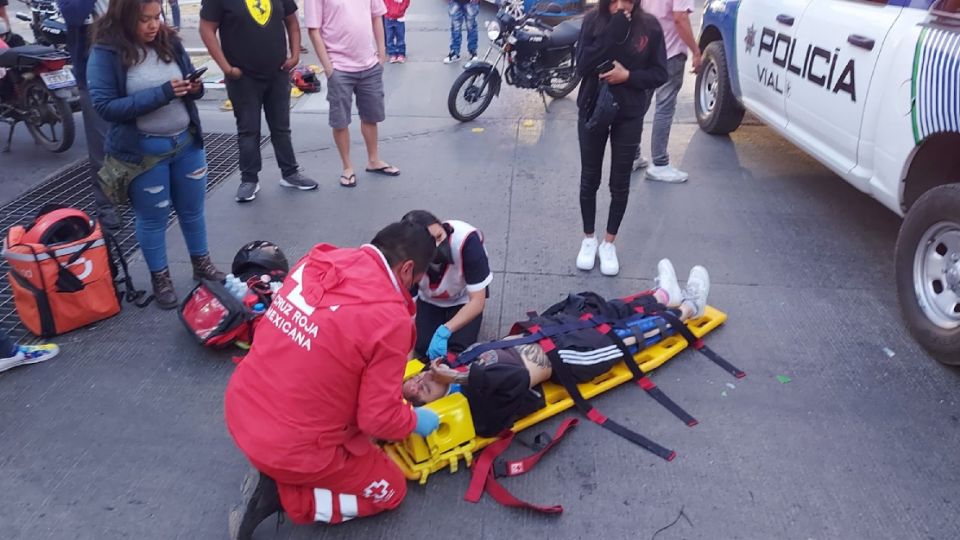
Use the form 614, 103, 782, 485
576, 236, 599, 271
646, 164, 689, 183
655, 258, 682, 307
598, 241, 619, 276
682, 265, 710, 318
632, 154, 649, 171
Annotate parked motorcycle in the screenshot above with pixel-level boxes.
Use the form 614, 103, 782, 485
0, 43, 77, 152
447, 2, 582, 122
14, 0, 68, 49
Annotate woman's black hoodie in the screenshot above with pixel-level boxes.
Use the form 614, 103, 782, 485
575, 9, 669, 120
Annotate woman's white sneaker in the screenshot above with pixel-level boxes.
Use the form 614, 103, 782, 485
576, 236, 599, 271
598, 241, 619, 276
655, 258, 683, 307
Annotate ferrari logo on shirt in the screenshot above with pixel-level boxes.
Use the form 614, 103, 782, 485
245, 0, 271, 26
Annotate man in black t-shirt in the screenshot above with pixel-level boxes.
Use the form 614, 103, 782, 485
199, 0, 318, 203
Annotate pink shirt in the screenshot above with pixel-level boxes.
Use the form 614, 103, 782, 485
304, 0, 386, 72
644, 0, 695, 59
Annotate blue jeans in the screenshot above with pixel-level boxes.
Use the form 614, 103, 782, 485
449, 1, 479, 56
129, 130, 210, 272
385, 18, 406, 56
0, 330, 16, 358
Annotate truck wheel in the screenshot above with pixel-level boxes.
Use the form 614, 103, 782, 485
895, 184, 960, 365
695, 41, 745, 135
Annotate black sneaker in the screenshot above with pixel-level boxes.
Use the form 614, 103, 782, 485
279, 172, 319, 191
236, 181, 261, 203
228, 468, 282, 540
443, 53, 461, 64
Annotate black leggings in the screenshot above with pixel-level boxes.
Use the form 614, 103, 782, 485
578, 115, 644, 236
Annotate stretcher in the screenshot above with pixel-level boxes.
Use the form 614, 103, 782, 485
384, 305, 728, 485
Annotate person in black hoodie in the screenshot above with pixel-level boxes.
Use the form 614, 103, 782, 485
574, 0, 667, 277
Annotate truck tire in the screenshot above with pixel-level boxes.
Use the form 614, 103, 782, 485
695, 41, 745, 135
895, 184, 960, 365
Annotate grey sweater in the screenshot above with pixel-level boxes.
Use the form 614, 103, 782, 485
126, 48, 190, 136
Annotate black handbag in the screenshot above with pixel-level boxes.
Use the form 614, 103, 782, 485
583, 80, 619, 133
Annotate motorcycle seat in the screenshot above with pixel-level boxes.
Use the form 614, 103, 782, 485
0, 44, 64, 68
546, 19, 581, 48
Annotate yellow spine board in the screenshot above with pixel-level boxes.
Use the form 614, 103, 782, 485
384, 306, 727, 484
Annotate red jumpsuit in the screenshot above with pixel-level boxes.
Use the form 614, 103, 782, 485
225, 243, 418, 525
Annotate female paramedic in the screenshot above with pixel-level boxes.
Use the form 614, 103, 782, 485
402, 210, 493, 361
574, 0, 668, 276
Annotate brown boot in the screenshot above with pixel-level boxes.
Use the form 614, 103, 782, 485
150, 269, 179, 310
191, 253, 226, 282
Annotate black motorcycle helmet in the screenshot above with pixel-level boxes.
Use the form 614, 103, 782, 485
232, 240, 289, 280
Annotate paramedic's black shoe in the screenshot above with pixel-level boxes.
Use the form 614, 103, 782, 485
279, 172, 318, 191
229, 468, 282, 540
236, 181, 260, 202
191, 254, 226, 282
682, 265, 710, 319
150, 269, 178, 310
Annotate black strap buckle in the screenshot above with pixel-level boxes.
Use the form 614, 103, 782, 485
518, 431, 553, 451
493, 457, 509, 478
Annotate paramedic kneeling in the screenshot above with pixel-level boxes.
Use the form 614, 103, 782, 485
402, 210, 493, 360
224, 221, 441, 539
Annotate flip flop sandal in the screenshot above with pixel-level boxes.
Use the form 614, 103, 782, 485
365, 164, 401, 176
339, 174, 357, 188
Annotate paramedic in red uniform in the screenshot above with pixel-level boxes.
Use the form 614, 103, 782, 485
401, 210, 493, 361
224, 221, 441, 539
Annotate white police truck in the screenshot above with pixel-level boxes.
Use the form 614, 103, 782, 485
695, 0, 960, 364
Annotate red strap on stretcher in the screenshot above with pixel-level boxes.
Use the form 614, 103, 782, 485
464, 418, 579, 514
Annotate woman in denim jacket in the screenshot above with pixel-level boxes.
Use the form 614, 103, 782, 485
87, 0, 224, 309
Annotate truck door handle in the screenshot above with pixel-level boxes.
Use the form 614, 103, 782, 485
847, 34, 876, 51
776, 14, 795, 26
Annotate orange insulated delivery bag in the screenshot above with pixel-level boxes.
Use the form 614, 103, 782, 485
3, 207, 130, 337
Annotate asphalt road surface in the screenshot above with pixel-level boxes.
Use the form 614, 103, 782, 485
1, 2, 958, 539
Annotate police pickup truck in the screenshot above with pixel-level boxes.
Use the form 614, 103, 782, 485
695, 0, 960, 364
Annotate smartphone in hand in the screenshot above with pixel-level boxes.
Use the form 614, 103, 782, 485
597, 60, 615, 74
186, 66, 208, 82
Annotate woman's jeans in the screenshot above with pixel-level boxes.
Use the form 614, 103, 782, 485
449, 1, 479, 56
578, 115, 644, 237
129, 130, 209, 272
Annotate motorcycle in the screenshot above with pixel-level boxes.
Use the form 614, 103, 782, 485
447, 2, 582, 122
14, 0, 68, 49
0, 42, 77, 152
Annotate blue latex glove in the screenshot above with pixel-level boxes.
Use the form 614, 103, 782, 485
413, 407, 440, 437
427, 324, 452, 360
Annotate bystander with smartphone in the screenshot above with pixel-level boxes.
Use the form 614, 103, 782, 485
573, 0, 668, 276
86, 0, 226, 309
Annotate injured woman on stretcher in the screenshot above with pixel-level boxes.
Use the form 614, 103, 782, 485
402, 259, 710, 438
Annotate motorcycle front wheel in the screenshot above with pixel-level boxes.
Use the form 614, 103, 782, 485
543, 73, 581, 99
448, 69, 496, 122
23, 80, 75, 153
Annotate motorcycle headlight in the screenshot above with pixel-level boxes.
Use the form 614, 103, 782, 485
486, 20, 501, 41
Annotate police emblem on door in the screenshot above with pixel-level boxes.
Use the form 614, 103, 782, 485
245, 0, 271, 26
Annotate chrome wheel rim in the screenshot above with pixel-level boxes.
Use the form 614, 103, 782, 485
699, 62, 719, 115
913, 221, 960, 330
